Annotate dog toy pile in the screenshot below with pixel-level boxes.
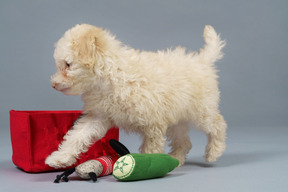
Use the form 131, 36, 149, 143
53, 139, 179, 183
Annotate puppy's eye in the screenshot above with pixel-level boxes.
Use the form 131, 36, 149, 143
66, 62, 70, 68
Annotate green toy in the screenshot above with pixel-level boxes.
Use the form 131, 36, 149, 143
109, 140, 179, 181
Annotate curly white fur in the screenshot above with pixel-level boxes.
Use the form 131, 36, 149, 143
45, 24, 227, 168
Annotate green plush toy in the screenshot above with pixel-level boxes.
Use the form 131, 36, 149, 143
110, 140, 179, 181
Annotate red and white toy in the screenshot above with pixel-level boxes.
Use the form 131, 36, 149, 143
54, 154, 119, 183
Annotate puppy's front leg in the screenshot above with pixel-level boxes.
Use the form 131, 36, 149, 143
45, 114, 111, 168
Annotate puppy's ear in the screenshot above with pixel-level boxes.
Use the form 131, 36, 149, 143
72, 27, 106, 68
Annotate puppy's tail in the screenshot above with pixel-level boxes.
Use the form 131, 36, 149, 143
199, 25, 226, 64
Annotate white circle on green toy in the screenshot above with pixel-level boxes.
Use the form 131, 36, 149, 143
113, 154, 135, 179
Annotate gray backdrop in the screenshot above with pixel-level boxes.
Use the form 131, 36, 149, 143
1, 0, 287, 131
1, 1, 288, 191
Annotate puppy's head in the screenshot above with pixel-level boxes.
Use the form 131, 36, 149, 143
51, 24, 114, 95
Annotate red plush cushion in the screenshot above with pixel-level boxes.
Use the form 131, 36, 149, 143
10, 110, 119, 173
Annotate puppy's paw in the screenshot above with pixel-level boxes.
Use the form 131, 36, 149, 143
169, 152, 186, 167
205, 143, 226, 163
45, 151, 77, 168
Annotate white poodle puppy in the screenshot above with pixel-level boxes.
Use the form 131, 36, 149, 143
45, 24, 227, 168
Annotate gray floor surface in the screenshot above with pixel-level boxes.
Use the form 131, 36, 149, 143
0, 126, 287, 192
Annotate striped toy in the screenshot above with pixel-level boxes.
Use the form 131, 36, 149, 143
54, 154, 119, 183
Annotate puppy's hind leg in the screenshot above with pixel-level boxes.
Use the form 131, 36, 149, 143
197, 113, 227, 163
139, 124, 167, 154
167, 122, 192, 166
